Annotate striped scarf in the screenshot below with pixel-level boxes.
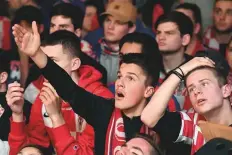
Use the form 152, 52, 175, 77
105, 108, 150, 155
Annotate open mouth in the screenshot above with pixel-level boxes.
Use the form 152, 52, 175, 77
116, 90, 125, 99
197, 99, 206, 105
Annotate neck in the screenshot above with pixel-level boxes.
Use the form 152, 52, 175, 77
204, 100, 232, 126
214, 29, 232, 44
0, 84, 6, 93
185, 35, 198, 55
70, 71, 79, 85
162, 49, 185, 73
81, 30, 88, 39
122, 100, 147, 119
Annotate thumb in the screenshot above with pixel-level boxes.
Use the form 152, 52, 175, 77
32, 21, 39, 35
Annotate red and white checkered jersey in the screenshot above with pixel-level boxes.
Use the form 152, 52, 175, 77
176, 111, 206, 155
203, 26, 220, 51
0, 16, 11, 51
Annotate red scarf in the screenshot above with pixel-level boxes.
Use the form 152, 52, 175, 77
105, 108, 150, 155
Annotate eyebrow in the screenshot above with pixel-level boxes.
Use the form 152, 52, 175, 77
58, 24, 69, 27
131, 146, 144, 154
127, 72, 139, 78
187, 79, 211, 88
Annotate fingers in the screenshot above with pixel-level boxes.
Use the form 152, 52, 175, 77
12, 24, 28, 49
43, 82, 59, 97
40, 83, 59, 104
32, 21, 39, 35
6, 82, 24, 105
195, 57, 215, 67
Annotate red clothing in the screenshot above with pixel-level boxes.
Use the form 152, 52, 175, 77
176, 111, 206, 155
0, 16, 11, 51
203, 26, 220, 51
189, 39, 205, 56
9, 65, 114, 155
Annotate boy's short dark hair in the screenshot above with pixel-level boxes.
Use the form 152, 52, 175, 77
51, 3, 84, 30
119, 32, 163, 71
119, 32, 159, 57
134, 133, 163, 155
176, 3, 202, 26
41, 30, 81, 58
13, 6, 43, 25
20, 144, 51, 155
120, 53, 160, 86
155, 11, 193, 38
0, 49, 10, 74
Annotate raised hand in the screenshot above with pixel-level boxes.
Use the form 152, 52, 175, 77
12, 21, 40, 57
6, 82, 24, 115
179, 57, 215, 76
39, 82, 64, 127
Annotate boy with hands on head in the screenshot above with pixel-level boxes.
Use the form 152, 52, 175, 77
141, 52, 232, 154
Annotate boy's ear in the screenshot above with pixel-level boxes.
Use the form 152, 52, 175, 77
0, 72, 8, 84
181, 34, 191, 46
74, 28, 82, 38
222, 84, 232, 98
71, 58, 81, 71
144, 86, 155, 98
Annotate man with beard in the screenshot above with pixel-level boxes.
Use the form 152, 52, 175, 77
203, 0, 232, 55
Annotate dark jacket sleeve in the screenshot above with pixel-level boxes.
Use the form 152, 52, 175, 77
41, 57, 114, 127
153, 111, 181, 143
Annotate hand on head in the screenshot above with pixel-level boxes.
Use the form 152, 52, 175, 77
179, 57, 215, 76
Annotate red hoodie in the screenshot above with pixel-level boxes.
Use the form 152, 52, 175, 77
9, 65, 114, 155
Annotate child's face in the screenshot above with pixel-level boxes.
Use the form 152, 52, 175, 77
17, 147, 42, 155
115, 63, 152, 112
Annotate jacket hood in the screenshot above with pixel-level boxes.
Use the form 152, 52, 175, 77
78, 65, 103, 89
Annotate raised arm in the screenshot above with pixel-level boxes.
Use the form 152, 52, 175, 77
12, 22, 114, 125
141, 57, 215, 128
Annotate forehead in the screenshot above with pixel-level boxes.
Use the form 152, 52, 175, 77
186, 69, 217, 86
86, 6, 97, 13
127, 138, 152, 152
119, 63, 144, 75
51, 15, 72, 24
20, 147, 40, 154
215, 1, 232, 10
120, 43, 142, 55
157, 22, 179, 31
41, 45, 64, 57
176, 9, 194, 23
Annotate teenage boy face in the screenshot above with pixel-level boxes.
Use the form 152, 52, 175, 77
115, 63, 151, 110
213, 1, 232, 33
156, 22, 184, 53
116, 138, 155, 155
41, 45, 75, 75
186, 69, 229, 115
104, 16, 134, 44
226, 40, 232, 69
50, 15, 75, 34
